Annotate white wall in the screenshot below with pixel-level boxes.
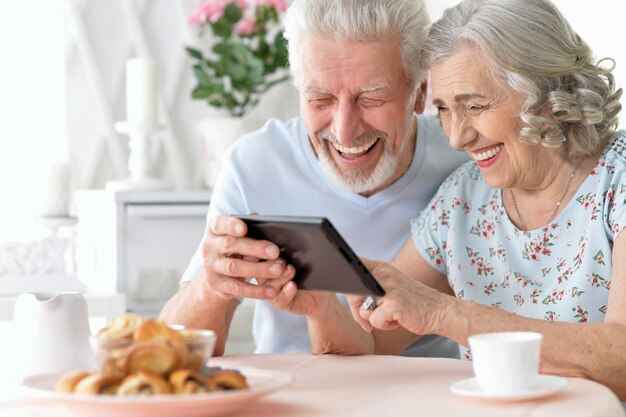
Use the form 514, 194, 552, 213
61, 0, 626, 195
424, 0, 625, 130
0, 0, 67, 242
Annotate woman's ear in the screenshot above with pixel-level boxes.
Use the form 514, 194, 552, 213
414, 81, 428, 114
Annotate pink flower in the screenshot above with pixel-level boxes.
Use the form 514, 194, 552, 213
188, 0, 226, 25
189, 0, 249, 25
234, 16, 256, 35
254, 0, 287, 12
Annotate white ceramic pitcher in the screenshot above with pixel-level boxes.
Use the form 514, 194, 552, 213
13, 292, 96, 377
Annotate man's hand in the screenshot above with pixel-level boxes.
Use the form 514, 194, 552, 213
267, 280, 336, 317
200, 214, 295, 301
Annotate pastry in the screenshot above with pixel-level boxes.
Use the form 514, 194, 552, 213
169, 369, 214, 394
134, 319, 188, 369
206, 370, 249, 390
54, 370, 92, 393
117, 371, 172, 395
123, 342, 178, 376
74, 372, 123, 395
98, 313, 143, 340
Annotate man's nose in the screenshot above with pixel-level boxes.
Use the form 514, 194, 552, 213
331, 100, 361, 144
447, 113, 476, 150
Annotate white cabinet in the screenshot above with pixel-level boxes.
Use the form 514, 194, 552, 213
75, 190, 211, 316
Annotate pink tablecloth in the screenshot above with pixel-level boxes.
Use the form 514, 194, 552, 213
212, 354, 624, 417
0, 353, 623, 417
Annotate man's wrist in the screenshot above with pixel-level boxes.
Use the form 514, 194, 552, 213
190, 273, 234, 308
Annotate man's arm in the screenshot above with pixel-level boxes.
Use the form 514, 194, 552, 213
160, 277, 238, 356
159, 215, 295, 356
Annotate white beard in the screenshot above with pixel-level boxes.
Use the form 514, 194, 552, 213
317, 139, 399, 194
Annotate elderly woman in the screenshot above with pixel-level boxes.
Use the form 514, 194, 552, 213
268, 0, 626, 399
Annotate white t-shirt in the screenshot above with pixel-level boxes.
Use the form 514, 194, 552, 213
181, 114, 468, 356
412, 131, 626, 360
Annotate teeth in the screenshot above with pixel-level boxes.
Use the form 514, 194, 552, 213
332, 138, 378, 154
473, 144, 503, 161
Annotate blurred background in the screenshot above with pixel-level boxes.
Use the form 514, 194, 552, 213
0, 1, 623, 351
0, 0, 624, 243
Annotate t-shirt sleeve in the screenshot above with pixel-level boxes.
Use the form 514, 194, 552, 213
410, 187, 450, 275
179, 147, 249, 284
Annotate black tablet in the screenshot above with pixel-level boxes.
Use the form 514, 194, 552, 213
236, 215, 385, 296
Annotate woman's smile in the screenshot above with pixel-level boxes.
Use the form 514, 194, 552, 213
471, 143, 504, 168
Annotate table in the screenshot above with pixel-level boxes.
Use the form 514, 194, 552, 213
211, 354, 625, 417
0, 354, 623, 417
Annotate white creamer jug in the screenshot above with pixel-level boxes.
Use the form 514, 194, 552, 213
13, 292, 96, 377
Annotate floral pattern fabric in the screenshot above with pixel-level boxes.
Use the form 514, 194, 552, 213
412, 131, 626, 360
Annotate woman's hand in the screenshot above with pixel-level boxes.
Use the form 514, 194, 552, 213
351, 260, 453, 337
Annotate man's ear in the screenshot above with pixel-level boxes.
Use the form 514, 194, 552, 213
413, 81, 428, 114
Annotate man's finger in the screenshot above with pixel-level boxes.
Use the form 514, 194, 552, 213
213, 256, 288, 280
209, 214, 247, 237
210, 275, 276, 300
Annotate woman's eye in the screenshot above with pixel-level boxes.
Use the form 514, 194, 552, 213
436, 106, 449, 114
467, 105, 485, 113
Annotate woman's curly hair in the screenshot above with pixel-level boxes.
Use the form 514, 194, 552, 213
422, 0, 622, 159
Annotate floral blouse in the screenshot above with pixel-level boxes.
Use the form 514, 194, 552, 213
411, 131, 626, 360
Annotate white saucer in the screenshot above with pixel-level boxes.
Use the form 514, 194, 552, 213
450, 375, 567, 401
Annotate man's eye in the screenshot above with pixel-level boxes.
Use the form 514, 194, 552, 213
436, 106, 449, 113
359, 98, 384, 107
309, 98, 333, 107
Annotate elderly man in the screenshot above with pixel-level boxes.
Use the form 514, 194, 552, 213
160, 0, 467, 357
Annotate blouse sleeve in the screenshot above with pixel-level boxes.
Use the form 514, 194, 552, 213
607, 166, 626, 240
410, 177, 458, 275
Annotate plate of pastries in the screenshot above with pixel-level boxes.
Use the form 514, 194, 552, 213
20, 314, 293, 417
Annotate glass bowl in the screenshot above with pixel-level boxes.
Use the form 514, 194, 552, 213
90, 328, 216, 375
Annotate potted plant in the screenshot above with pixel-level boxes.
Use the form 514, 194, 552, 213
186, 0, 290, 187
187, 0, 289, 117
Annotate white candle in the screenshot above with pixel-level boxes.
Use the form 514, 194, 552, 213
126, 57, 157, 126
40, 162, 70, 217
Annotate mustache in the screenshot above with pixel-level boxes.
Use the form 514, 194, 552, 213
316, 129, 388, 146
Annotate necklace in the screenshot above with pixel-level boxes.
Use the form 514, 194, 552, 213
509, 159, 582, 231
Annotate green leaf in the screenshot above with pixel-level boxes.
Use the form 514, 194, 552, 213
192, 85, 211, 99
212, 18, 232, 39
230, 43, 252, 64
193, 65, 213, 86
185, 46, 204, 60
213, 43, 230, 56
228, 64, 247, 81
224, 3, 243, 24
255, 41, 270, 60
273, 32, 289, 69
208, 99, 223, 108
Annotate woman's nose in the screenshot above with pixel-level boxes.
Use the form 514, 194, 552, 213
447, 113, 476, 150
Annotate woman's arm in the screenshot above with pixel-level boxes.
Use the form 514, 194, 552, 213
363, 233, 626, 399
268, 238, 454, 356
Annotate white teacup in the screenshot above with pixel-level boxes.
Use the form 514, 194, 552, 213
468, 331, 542, 395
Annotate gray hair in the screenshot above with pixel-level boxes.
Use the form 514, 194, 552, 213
422, 0, 623, 159
283, 0, 430, 87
